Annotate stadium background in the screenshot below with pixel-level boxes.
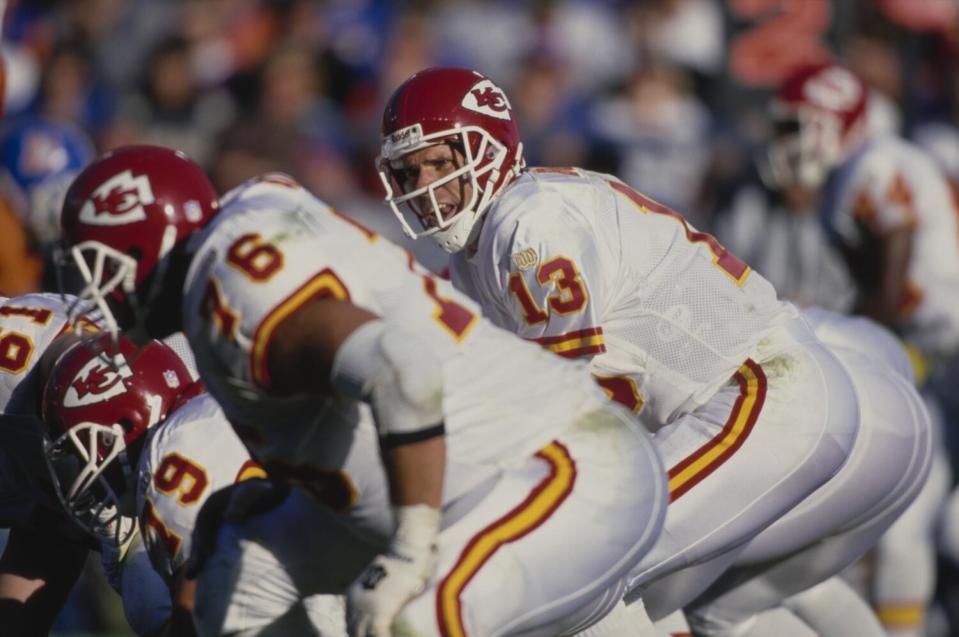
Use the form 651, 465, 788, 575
1, 0, 957, 635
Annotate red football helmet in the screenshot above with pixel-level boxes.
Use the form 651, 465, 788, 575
59, 145, 218, 339
378, 67, 525, 253
767, 63, 869, 189
42, 333, 195, 544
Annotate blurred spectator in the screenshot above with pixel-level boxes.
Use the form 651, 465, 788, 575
210, 42, 350, 192
376, 9, 438, 102
509, 54, 591, 168
0, 42, 41, 115
0, 115, 95, 292
532, 0, 634, 93
589, 61, 715, 228
117, 35, 235, 166
626, 0, 725, 77
714, 165, 856, 312
843, 33, 904, 133
31, 39, 115, 137
433, 0, 532, 83
0, 195, 41, 296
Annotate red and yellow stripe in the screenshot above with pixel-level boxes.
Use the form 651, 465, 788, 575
877, 602, 924, 629
436, 441, 577, 637
593, 374, 644, 415
667, 359, 766, 502
235, 459, 267, 482
534, 327, 605, 359
250, 268, 350, 388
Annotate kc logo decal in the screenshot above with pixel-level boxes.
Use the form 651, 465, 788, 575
462, 80, 512, 121
64, 355, 133, 407
78, 170, 156, 226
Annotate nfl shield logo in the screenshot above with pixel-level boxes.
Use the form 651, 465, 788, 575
163, 369, 181, 389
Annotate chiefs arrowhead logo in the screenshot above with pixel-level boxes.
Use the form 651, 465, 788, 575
802, 67, 863, 112
78, 170, 155, 226
462, 80, 512, 121
63, 354, 133, 407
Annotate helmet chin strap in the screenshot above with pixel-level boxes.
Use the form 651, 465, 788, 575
124, 224, 180, 344
431, 207, 480, 254
431, 150, 524, 254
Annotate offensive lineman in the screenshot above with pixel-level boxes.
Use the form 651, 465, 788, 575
0, 292, 172, 634
765, 63, 959, 636
41, 333, 347, 636
57, 145, 669, 636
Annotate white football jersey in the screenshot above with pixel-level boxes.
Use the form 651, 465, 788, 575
450, 168, 796, 430
821, 136, 959, 358
181, 175, 611, 531
0, 293, 77, 414
0, 293, 83, 527
136, 392, 264, 581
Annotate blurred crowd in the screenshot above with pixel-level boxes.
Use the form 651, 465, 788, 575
2, 0, 959, 635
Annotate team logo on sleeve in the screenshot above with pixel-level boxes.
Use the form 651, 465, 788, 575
512, 248, 538, 270
462, 80, 512, 121
65, 355, 133, 406
78, 170, 155, 226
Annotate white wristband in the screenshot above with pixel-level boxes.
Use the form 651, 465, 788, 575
390, 504, 441, 568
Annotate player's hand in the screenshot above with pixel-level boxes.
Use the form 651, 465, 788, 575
346, 548, 434, 637
95, 512, 138, 592
346, 504, 440, 637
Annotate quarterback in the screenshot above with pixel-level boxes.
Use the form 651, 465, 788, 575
377, 66, 931, 635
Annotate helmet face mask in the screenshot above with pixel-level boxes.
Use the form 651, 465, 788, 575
64, 240, 139, 339
42, 335, 193, 546
62, 223, 179, 343
44, 416, 139, 546
766, 107, 845, 190
379, 128, 509, 252
764, 63, 868, 191
379, 68, 524, 254
59, 145, 218, 341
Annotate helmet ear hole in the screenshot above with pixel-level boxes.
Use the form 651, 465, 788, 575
117, 418, 135, 435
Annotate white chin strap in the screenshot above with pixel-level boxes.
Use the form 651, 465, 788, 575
430, 207, 482, 254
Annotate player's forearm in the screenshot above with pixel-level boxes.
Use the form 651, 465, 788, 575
863, 228, 914, 324
0, 527, 88, 634
157, 574, 197, 637
385, 435, 445, 508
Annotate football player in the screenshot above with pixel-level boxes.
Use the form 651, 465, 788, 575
767, 63, 959, 362
41, 332, 347, 637
797, 307, 949, 637
0, 292, 129, 634
766, 63, 958, 637
57, 145, 669, 636
376, 66, 931, 635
